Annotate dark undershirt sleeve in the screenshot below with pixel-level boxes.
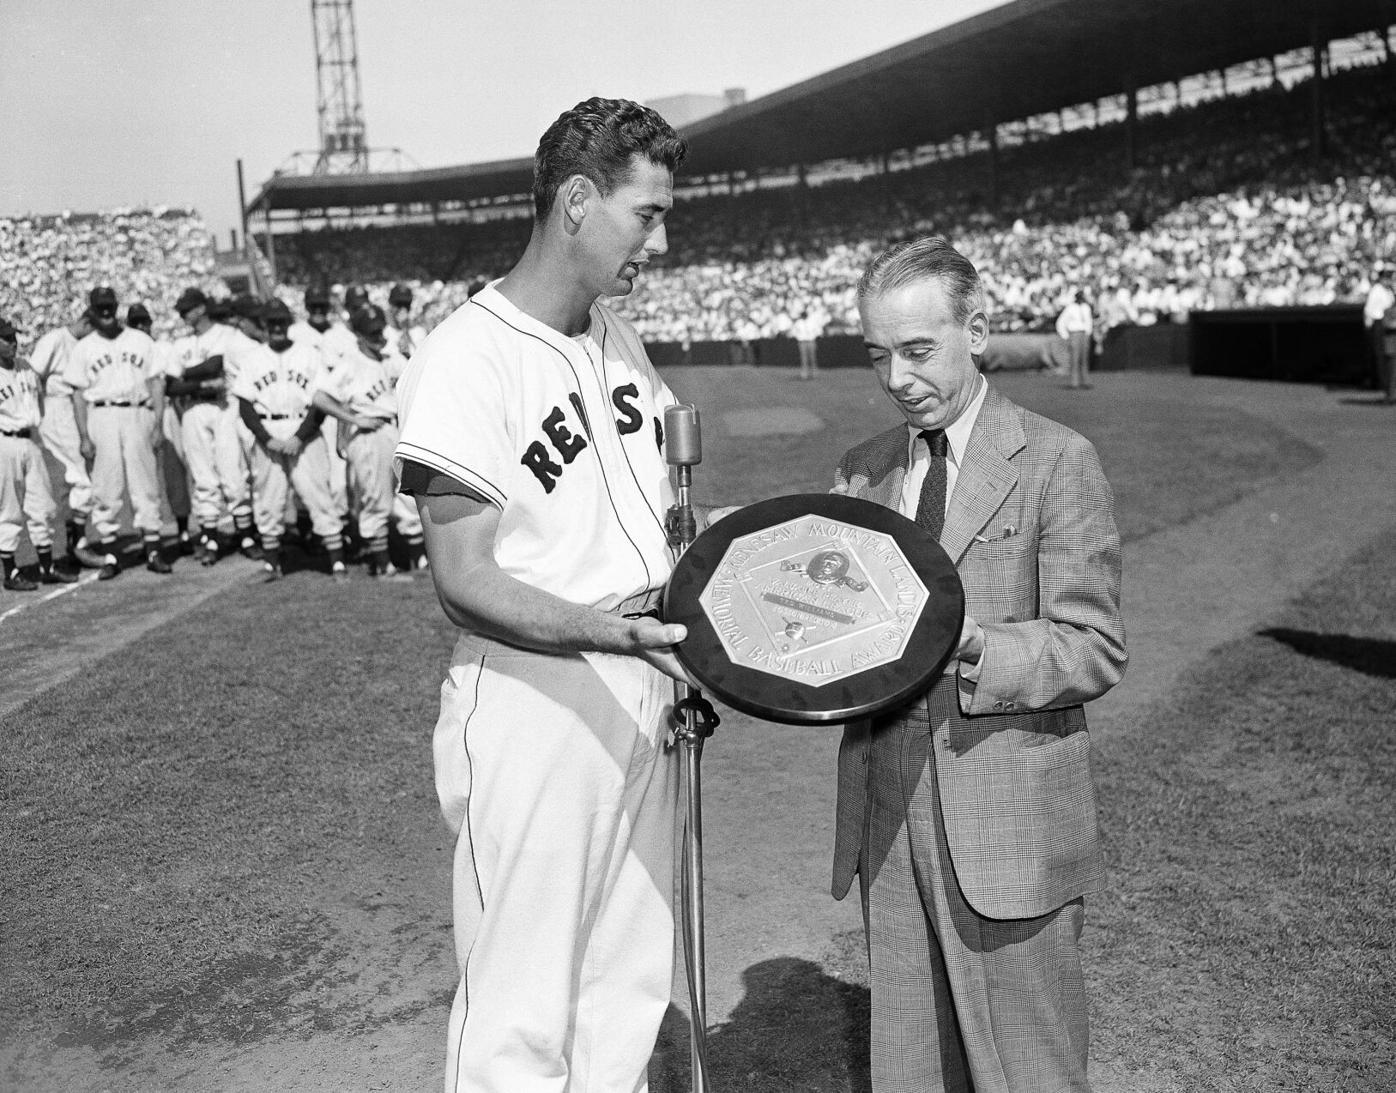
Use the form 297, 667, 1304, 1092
398, 458, 493, 503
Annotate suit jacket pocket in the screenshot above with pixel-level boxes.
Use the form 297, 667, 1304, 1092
926, 728, 1104, 919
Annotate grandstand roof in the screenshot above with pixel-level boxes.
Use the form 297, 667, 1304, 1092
249, 0, 1396, 215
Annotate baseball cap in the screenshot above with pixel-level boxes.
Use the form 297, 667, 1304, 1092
350, 304, 387, 337
207, 296, 233, 322
126, 303, 153, 328
304, 285, 331, 309
232, 294, 264, 322
89, 286, 118, 310
175, 287, 208, 315
0, 317, 19, 342
388, 283, 413, 307
345, 284, 369, 307
263, 299, 294, 325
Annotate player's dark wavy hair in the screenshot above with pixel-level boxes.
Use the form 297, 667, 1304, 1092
532, 97, 688, 219
857, 236, 986, 326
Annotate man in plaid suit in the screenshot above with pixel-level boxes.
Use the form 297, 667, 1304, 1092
832, 237, 1127, 1092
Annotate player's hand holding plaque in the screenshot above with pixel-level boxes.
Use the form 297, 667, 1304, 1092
664, 494, 964, 724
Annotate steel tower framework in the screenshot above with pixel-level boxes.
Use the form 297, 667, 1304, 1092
311, 0, 368, 173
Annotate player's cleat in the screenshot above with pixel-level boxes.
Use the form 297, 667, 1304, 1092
146, 548, 173, 575
198, 536, 219, 566
3, 573, 39, 592
415, 553, 431, 571
238, 535, 264, 561
69, 538, 106, 569
38, 566, 78, 585
262, 562, 284, 582
371, 561, 413, 583
97, 558, 121, 581
178, 530, 195, 556
330, 560, 349, 583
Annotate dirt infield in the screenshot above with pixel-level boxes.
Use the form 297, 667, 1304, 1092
3, 370, 1394, 1091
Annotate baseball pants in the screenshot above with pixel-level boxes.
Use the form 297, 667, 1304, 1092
180, 400, 250, 529
248, 432, 341, 551
88, 405, 163, 540
860, 713, 1089, 1093
38, 394, 93, 523
0, 434, 57, 553
322, 416, 349, 522
158, 403, 191, 536
1067, 332, 1091, 388
435, 636, 678, 1093
344, 422, 405, 547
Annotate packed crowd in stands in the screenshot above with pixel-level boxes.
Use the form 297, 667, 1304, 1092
3, 61, 1394, 352
0, 207, 223, 340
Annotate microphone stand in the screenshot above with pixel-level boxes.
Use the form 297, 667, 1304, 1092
665, 405, 719, 1093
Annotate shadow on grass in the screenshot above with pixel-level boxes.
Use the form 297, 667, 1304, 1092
652, 958, 871, 1093
1258, 627, 1396, 679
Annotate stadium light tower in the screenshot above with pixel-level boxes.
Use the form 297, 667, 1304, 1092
311, 0, 369, 173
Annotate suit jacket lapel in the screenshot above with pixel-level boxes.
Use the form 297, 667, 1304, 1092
941, 387, 1024, 565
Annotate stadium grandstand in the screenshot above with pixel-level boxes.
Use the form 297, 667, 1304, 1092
4, 0, 1394, 373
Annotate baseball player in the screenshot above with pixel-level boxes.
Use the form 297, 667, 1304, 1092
63, 286, 169, 579
393, 97, 713, 1092
0, 316, 76, 591
313, 304, 419, 577
168, 287, 257, 564
232, 299, 346, 581
385, 282, 427, 360
27, 311, 102, 570
129, 302, 193, 554
291, 285, 353, 536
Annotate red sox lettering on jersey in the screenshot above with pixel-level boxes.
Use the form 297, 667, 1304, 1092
521, 383, 660, 494
0, 365, 44, 431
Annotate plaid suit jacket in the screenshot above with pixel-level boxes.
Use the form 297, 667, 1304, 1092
831, 385, 1126, 919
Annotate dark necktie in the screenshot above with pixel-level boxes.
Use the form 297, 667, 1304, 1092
914, 429, 949, 542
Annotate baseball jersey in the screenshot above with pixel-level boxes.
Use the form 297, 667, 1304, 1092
28, 326, 80, 396
0, 362, 43, 431
385, 321, 428, 360
233, 340, 324, 420
319, 345, 398, 422
288, 320, 323, 351
394, 283, 679, 613
194, 323, 260, 386
64, 328, 158, 403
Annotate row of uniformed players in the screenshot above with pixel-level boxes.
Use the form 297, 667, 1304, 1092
0, 282, 428, 591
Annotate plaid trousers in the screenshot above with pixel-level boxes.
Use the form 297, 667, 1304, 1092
860, 703, 1090, 1093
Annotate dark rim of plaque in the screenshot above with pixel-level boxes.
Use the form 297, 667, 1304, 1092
664, 493, 965, 725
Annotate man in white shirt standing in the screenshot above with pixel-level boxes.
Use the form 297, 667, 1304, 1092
1363, 266, 1395, 404
1055, 290, 1094, 389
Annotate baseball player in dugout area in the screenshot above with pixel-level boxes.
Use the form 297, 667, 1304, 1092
394, 97, 735, 1092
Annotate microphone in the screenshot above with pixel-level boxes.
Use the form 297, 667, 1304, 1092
665, 405, 701, 551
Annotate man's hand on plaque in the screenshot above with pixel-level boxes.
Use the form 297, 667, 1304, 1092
627, 615, 694, 685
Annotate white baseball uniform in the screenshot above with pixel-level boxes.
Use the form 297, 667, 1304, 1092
318, 342, 416, 553
63, 328, 163, 541
151, 338, 191, 537
393, 283, 681, 1093
292, 320, 354, 522
0, 360, 57, 554
167, 324, 254, 535
231, 339, 341, 553
28, 326, 94, 525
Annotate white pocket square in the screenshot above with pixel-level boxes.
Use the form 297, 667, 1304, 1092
973, 525, 1017, 543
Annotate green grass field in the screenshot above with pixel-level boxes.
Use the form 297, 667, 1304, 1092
2, 368, 1393, 1092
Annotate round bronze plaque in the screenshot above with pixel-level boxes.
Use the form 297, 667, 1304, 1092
663, 493, 965, 725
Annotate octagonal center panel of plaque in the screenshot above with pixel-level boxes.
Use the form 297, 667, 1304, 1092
697, 515, 930, 687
